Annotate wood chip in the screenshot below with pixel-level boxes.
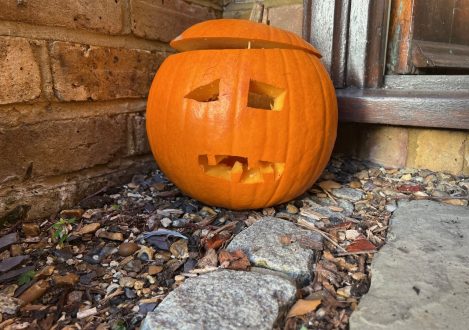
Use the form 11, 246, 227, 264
287, 299, 322, 318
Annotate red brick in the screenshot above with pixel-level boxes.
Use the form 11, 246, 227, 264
130, 0, 219, 42
50, 42, 164, 101
0, 0, 124, 34
0, 37, 41, 105
0, 114, 130, 183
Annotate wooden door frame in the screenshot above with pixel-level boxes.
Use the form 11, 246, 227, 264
303, 0, 469, 130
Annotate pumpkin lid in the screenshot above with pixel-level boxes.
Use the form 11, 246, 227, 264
170, 19, 321, 57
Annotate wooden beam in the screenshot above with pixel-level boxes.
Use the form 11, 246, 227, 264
337, 88, 469, 130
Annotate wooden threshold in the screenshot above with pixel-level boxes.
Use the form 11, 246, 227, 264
336, 88, 469, 130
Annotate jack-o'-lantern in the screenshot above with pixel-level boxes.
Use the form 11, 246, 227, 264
146, 19, 337, 209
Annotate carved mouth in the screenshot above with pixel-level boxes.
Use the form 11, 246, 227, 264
198, 154, 285, 184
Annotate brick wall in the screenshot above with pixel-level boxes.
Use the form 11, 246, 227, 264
0, 0, 221, 221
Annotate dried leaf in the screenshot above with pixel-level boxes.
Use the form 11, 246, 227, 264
346, 238, 376, 253
318, 180, 342, 191
218, 250, 250, 271
287, 299, 321, 318
204, 231, 231, 250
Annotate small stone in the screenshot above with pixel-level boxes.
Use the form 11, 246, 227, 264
118, 242, 139, 257
124, 259, 142, 273
106, 283, 120, 294
53, 273, 79, 286
76, 223, 100, 235
172, 218, 190, 228
345, 230, 360, 240
10, 244, 23, 257
125, 287, 137, 299
385, 203, 397, 213
148, 265, 163, 275
286, 204, 298, 214
60, 209, 84, 219
97, 230, 124, 241
22, 223, 40, 237
67, 291, 83, 305
134, 280, 145, 290
119, 276, 136, 288
331, 188, 364, 202
141, 270, 296, 330
109, 260, 119, 268
174, 275, 185, 283
160, 218, 172, 228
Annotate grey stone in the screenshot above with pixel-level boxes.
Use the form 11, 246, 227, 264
331, 187, 364, 201
141, 270, 296, 330
350, 200, 469, 330
309, 197, 354, 216
227, 217, 322, 283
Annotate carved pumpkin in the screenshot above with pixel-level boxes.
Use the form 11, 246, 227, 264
146, 19, 337, 209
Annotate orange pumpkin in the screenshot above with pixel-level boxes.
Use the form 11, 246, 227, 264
146, 19, 337, 209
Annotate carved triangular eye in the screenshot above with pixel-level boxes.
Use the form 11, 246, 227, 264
184, 79, 220, 102
247, 80, 286, 111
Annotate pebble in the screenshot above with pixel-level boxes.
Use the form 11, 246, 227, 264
286, 204, 299, 214
160, 218, 172, 228
134, 281, 145, 290
345, 230, 360, 240
331, 188, 364, 202
125, 287, 137, 299
124, 260, 143, 273
106, 283, 120, 294
118, 242, 139, 257
109, 260, 119, 268
172, 218, 190, 228
148, 265, 163, 275
119, 277, 136, 288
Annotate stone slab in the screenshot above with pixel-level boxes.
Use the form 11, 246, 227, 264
141, 270, 296, 330
350, 200, 469, 330
227, 217, 322, 284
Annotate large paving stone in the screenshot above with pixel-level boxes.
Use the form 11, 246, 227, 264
141, 270, 296, 330
227, 217, 322, 284
350, 200, 469, 330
